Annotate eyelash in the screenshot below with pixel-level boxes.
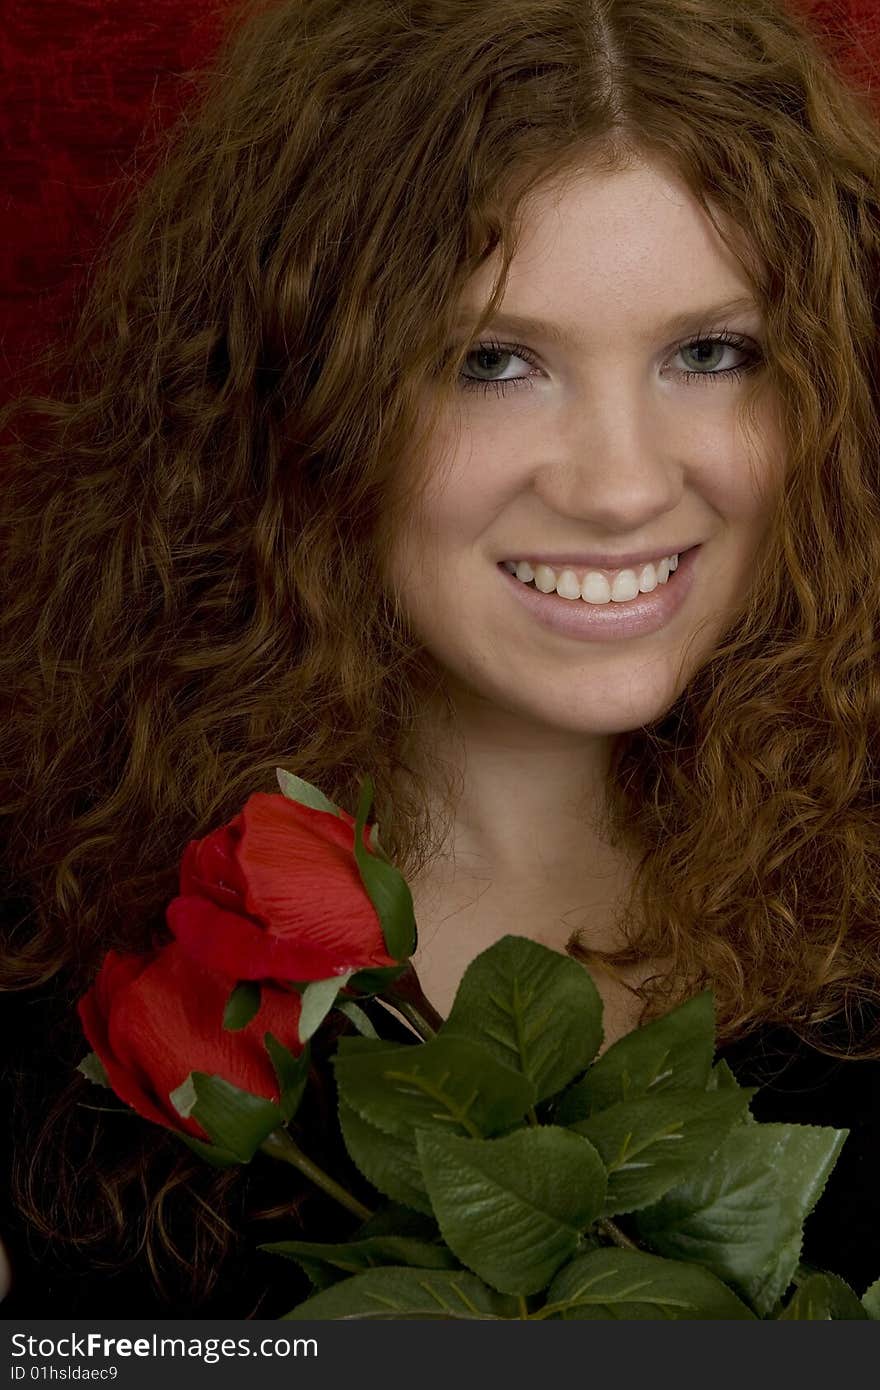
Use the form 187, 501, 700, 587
457, 330, 763, 397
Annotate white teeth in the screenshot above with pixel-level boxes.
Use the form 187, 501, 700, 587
534, 564, 559, 594
576, 570, 604, 599
555, 569, 582, 600
611, 571, 640, 602
504, 553, 680, 604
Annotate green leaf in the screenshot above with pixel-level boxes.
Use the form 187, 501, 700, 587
260, 1235, 459, 1291
861, 1275, 880, 1318
541, 1247, 756, 1320
417, 1127, 607, 1296
334, 1032, 536, 1142
706, 1058, 736, 1089
335, 1034, 536, 1216
275, 767, 342, 817
335, 1033, 413, 1060
282, 1267, 519, 1320
571, 1087, 754, 1216
264, 1033, 310, 1123
298, 973, 353, 1043
554, 990, 716, 1124
168, 1071, 280, 1162
440, 935, 603, 1104
338, 1096, 433, 1213
77, 1052, 110, 1088
355, 1205, 441, 1241
779, 1270, 868, 1319
630, 1121, 849, 1318
222, 981, 261, 1031
352, 775, 416, 962
706, 1058, 756, 1120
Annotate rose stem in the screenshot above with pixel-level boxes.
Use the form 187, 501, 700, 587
386, 964, 445, 1039
596, 1218, 640, 1251
260, 1129, 373, 1221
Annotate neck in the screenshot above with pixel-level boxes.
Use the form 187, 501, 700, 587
401, 684, 622, 884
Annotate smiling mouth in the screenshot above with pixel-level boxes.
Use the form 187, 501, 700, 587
499, 551, 688, 605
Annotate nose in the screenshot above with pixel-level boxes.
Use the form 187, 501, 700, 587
531, 372, 684, 533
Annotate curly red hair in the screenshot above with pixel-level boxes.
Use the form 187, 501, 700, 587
2, 0, 880, 1310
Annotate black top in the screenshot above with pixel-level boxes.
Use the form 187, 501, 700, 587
2, 993, 879, 1319
715, 1015, 880, 1299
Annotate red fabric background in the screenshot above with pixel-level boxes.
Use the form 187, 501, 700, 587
0, 0, 233, 397
1, 0, 878, 400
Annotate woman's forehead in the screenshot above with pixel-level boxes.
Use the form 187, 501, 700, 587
455, 162, 763, 337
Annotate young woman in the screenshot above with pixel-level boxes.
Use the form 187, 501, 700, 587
2, 0, 880, 1316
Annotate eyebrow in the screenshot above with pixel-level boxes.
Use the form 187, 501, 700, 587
451, 296, 761, 345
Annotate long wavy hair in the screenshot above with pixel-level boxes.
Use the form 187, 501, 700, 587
3, 0, 880, 1310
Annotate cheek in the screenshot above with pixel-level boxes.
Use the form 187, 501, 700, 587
383, 521, 415, 592
701, 414, 785, 525
741, 391, 788, 508
381, 506, 447, 615
390, 473, 488, 582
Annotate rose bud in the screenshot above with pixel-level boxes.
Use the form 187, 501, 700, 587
77, 940, 303, 1139
165, 791, 399, 981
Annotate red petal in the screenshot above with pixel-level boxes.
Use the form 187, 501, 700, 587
167, 894, 379, 980
78, 953, 178, 1132
234, 794, 395, 967
179, 820, 249, 912
79, 943, 304, 1140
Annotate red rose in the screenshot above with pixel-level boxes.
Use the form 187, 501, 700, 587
77, 941, 303, 1140
165, 791, 398, 981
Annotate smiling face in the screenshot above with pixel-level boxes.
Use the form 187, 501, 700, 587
386, 155, 785, 745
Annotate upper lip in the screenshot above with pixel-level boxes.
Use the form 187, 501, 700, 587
501, 544, 700, 570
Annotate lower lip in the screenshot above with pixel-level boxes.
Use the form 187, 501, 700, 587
498, 546, 702, 642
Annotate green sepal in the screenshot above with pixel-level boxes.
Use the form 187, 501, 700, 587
177, 1131, 244, 1170
222, 981, 261, 1031
368, 822, 394, 864
77, 1052, 110, 1088
298, 973, 354, 1043
352, 775, 416, 962
335, 1000, 380, 1038
169, 1071, 280, 1162
264, 1033, 310, 1123
346, 963, 409, 996
275, 767, 342, 817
